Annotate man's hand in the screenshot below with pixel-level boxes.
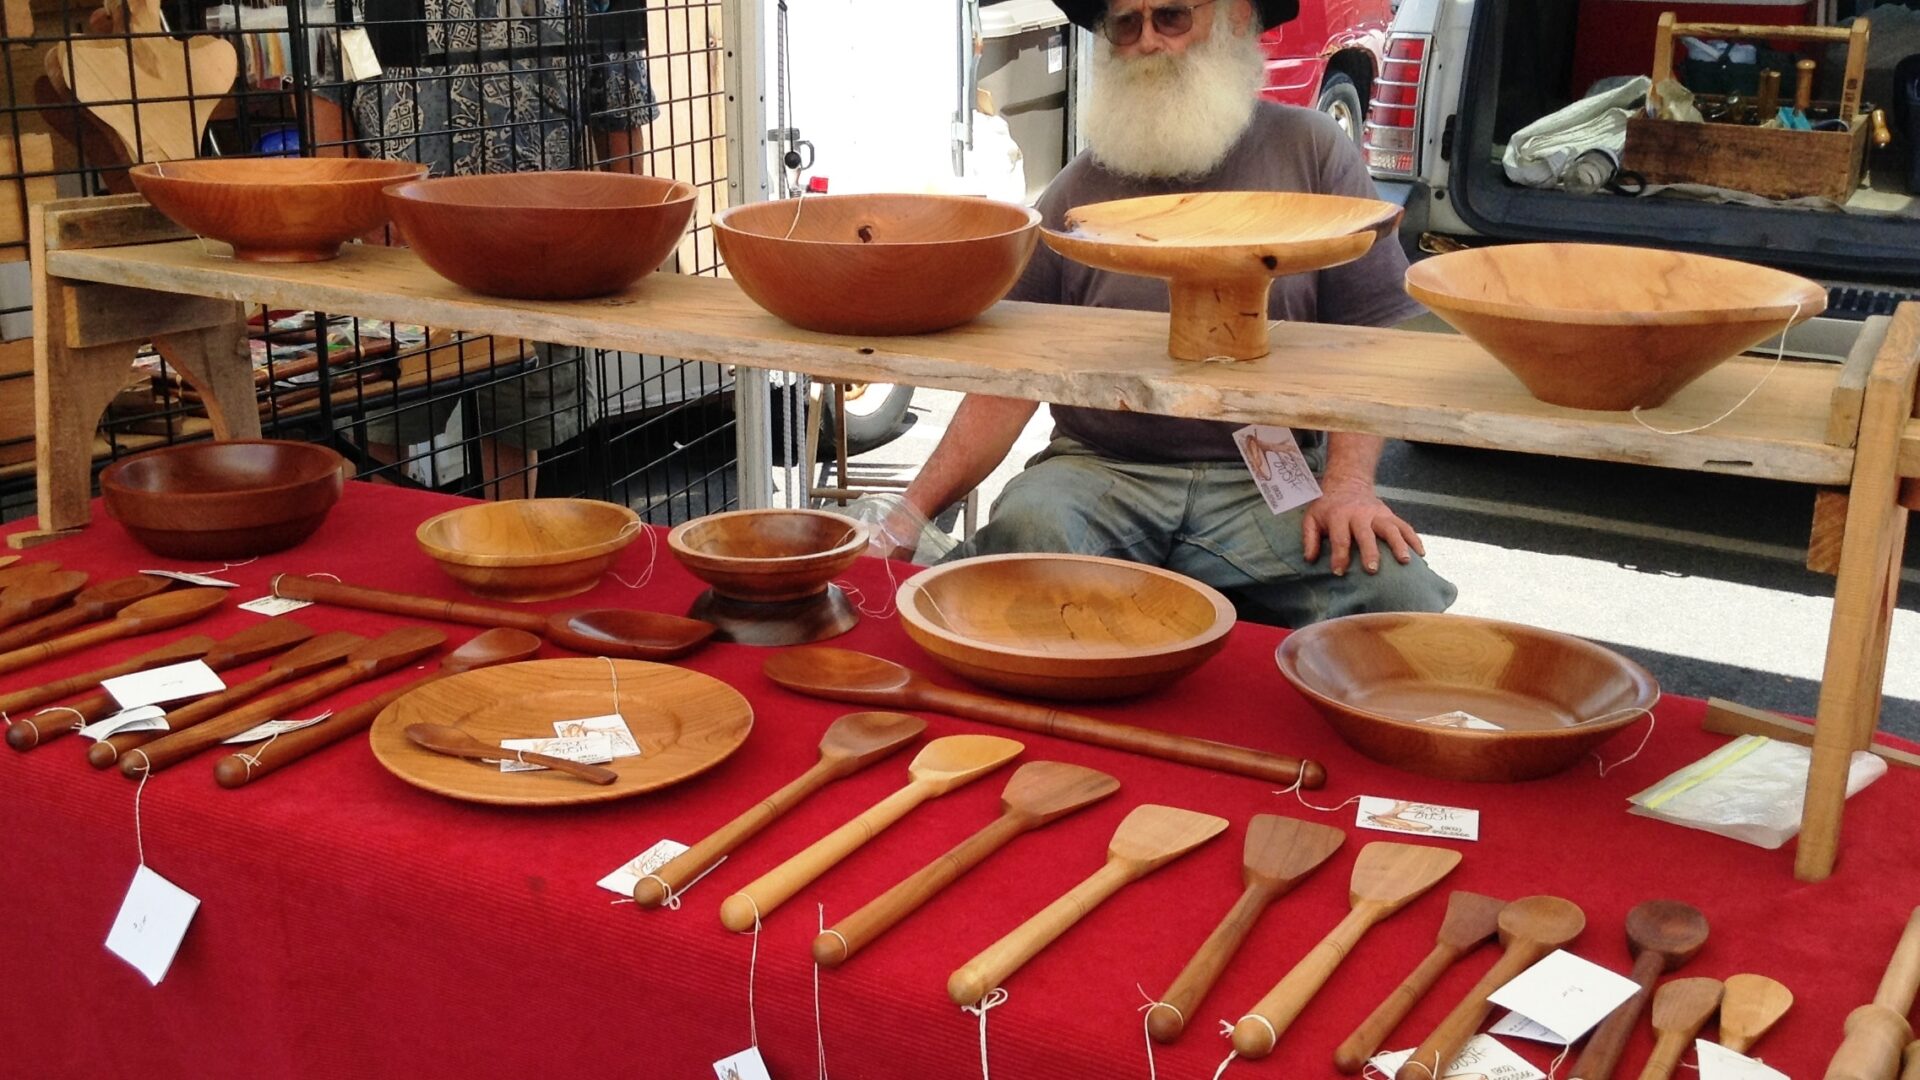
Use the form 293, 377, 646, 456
1301, 475, 1425, 576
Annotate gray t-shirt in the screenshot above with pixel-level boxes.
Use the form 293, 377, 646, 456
1011, 102, 1423, 463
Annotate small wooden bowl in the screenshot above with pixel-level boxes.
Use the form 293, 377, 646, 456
1275, 612, 1661, 782
896, 553, 1235, 700
130, 158, 428, 262
1042, 191, 1400, 361
1404, 243, 1827, 410
384, 171, 697, 300
714, 193, 1041, 335
100, 439, 349, 559
416, 499, 642, 603
666, 509, 867, 602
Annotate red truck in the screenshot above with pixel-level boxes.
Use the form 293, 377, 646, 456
1259, 0, 1396, 144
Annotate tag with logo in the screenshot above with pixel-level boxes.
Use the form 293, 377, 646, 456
1234, 424, 1321, 514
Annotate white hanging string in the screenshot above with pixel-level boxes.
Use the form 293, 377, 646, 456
1594, 710, 1658, 777
961, 988, 1009, 1080
268, 572, 341, 599
133, 768, 152, 867
13, 705, 87, 746
232, 729, 284, 778
200, 556, 258, 576
814, 902, 831, 1080
1135, 983, 1179, 1080
1273, 772, 1358, 815
1210, 1018, 1246, 1080
782, 181, 814, 240
609, 519, 660, 590
599, 656, 626, 721
740, 894, 763, 1048
638, 854, 727, 911
1631, 302, 1802, 436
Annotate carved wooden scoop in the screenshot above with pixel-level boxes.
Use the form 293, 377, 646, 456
948, 803, 1228, 1007
633, 711, 926, 908
0, 587, 224, 677
0, 570, 88, 630
406, 722, 618, 785
719, 733, 1022, 932
1150, 815, 1345, 1042
273, 574, 714, 660
1233, 842, 1462, 1058
0, 573, 171, 653
1335, 890, 1507, 1072
1639, 978, 1724, 1080
814, 760, 1120, 968
1572, 900, 1710, 1080
1718, 973, 1791, 1056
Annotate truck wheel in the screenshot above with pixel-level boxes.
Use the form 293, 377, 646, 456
828, 382, 915, 455
1316, 72, 1365, 146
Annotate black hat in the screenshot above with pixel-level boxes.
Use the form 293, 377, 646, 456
1052, 0, 1300, 32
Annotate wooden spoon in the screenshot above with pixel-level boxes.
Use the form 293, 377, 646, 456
814, 761, 1120, 968
1335, 891, 1507, 1072
763, 647, 1323, 787
948, 803, 1227, 1007
1638, 978, 1724, 1080
0, 559, 57, 589
1394, 896, 1587, 1080
0, 587, 224, 678
1904, 1041, 1920, 1080
1572, 900, 1711, 1080
718, 734, 1023, 932
122, 627, 447, 777
1718, 973, 1792, 1055
1827, 906, 1920, 1080
272, 574, 714, 661
633, 711, 926, 908
1149, 815, 1346, 1042
4, 633, 219, 751
405, 722, 617, 784
0, 570, 89, 630
1232, 842, 1463, 1058
214, 628, 545, 788
0, 573, 171, 653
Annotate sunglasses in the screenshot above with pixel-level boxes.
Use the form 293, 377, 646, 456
1101, 0, 1219, 46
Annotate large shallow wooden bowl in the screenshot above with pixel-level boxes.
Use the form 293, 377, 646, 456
896, 553, 1235, 700
1043, 191, 1400, 361
1403, 243, 1827, 410
714, 193, 1040, 335
416, 499, 641, 603
1275, 612, 1661, 782
100, 439, 349, 559
385, 171, 696, 300
130, 158, 428, 262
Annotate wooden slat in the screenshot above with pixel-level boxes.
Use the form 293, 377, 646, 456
0, 134, 57, 262
1703, 698, 1920, 770
1829, 314, 1889, 448
1808, 488, 1849, 576
1901, 419, 1920, 479
61, 282, 238, 347
43, 194, 190, 251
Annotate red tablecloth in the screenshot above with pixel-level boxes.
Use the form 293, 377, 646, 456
3, 483, 1915, 1079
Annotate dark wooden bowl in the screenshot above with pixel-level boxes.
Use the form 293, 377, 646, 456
1275, 612, 1661, 782
416, 499, 642, 602
384, 171, 697, 300
714, 193, 1041, 335
666, 509, 866, 603
130, 158, 428, 262
896, 553, 1235, 700
1404, 243, 1826, 410
100, 439, 349, 559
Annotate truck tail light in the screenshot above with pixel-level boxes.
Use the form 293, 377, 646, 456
1364, 33, 1430, 179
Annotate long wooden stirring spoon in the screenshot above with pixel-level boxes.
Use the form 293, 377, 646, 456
5, 633, 219, 750
0, 559, 57, 588
719, 734, 1023, 932
1394, 896, 1587, 1080
0, 570, 88, 630
635, 712, 926, 907
1149, 815, 1345, 1042
0, 573, 171, 653
1335, 891, 1507, 1072
1827, 906, 1920, 1080
1232, 842, 1462, 1059
1718, 973, 1792, 1055
406, 723, 618, 784
814, 761, 1119, 968
1572, 900, 1711, 1080
0, 587, 224, 677
948, 803, 1228, 1007
1639, 978, 1724, 1080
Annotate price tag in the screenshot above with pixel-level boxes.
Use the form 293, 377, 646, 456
1045, 30, 1064, 74
338, 27, 384, 81
1414, 710, 1504, 731
80, 706, 169, 741
239, 595, 312, 617
1488, 1012, 1569, 1044
1356, 796, 1480, 841
1370, 1034, 1544, 1080
1233, 424, 1322, 514
102, 660, 225, 710
222, 711, 332, 744
1487, 950, 1641, 1045
552, 713, 641, 758
1697, 1040, 1790, 1080
140, 570, 240, 588
598, 838, 691, 897
104, 865, 200, 985
713, 1047, 773, 1080
499, 733, 614, 773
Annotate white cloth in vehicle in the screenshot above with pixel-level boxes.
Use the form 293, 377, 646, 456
1502, 76, 1650, 188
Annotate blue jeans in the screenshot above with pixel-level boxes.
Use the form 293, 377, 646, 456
945, 437, 1457, 628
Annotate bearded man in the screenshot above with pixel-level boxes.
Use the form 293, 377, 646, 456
884, 0, 1456, 628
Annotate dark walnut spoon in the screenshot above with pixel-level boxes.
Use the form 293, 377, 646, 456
0, 570, 89, 630
406, 722, 618, 785
0, 573, 172, 654
1571, 900, 1710, 1080
0, 587, 225, 678
1335, 890, 1508, 1071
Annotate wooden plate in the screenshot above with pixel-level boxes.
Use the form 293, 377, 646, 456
370, 658, 752, 805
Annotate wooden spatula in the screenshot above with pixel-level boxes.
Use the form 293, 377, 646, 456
1149, 815, 1345, 1042
814, 761, 1119, 967
718, 734, 1023, 931
1572, 900, 1711, 1080
1639, 977, 1724, 1080
1232, 842, 1462, 1058
0, 586, 223, 677
1718, 973, 1791, 1055
948, 803, 1228, 1007
1335, 891, 1506, 1072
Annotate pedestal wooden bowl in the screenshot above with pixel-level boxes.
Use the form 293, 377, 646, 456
130, 158, 428, 261
416, 499, 642, 603
1275, 612, 1660, 781
1403, 243, 1827, 410
1041, 191, 1400, 361
100, 439, 349, 559
714, 193, 1041, 335
385, 171, 696, 299
665, 509, 868, 645
896, 553, 1235, 700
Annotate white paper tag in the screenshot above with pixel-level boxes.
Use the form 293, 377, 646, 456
105, 865, 200, 985
713, 1047, 774, 1080
1415, 709, 1505, 731
239, 595, 313, 617
1357, 796, 1481, 841
103, 660, 226, 710
140, 570, 240, 588
1370, 1034, 1546, 1080
1487, 950, 1641, 1044
1045, 30, 1064, 74
499, 733, 614, 773
222, 711, 332, 744
598, 838, 692, 896
1696, 1040, 1790, 1080
1488, 1012, 1571, 1045
1233, 424, 1322, 514
80, 706, 170, 741
552, 713, 641, 758
338, 27, 384, 80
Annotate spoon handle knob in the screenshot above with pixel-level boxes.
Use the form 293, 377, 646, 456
636, 762, 835, 908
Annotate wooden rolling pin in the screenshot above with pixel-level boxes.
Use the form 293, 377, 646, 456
1828, 907, 1920, 1080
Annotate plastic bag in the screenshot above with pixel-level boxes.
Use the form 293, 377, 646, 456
818, 493, 957, 566
1627, 735, 1887, 849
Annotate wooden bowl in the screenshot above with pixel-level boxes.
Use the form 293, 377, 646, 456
666, 509, 866, 603
1042, 191, 1400, 361
1274, 612, 1661, 782
416, 498, 642, 603
896, 553, 1235, 700
130, 158, 428, 262
1403, 243, 1827, 410
714, 193, 1041, 334
385, 171, 696, 300
99, 439, 349, 559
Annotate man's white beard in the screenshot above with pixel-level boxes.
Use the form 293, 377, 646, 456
1082, 21, 1266, 180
